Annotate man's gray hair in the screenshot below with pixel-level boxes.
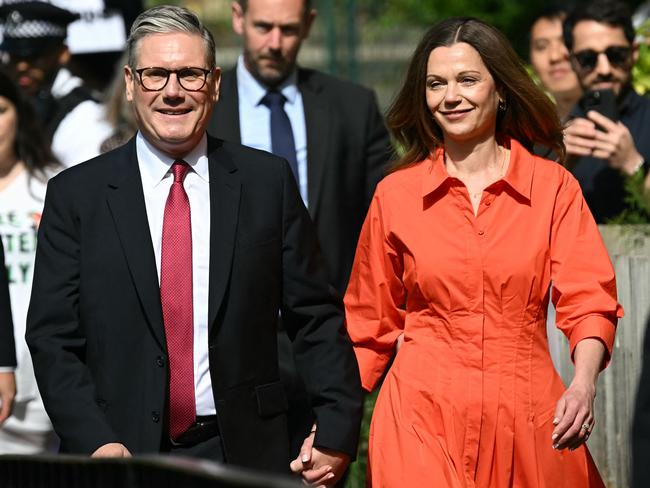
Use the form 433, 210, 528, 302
127, 5, 216, 70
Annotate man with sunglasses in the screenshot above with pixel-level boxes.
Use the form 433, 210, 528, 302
563, 0, 650, 222
26, 5, 362, 484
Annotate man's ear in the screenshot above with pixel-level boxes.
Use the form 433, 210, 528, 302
232, 1, 245, 36
302, 8, 317, 39
211, 67, 222, 103
632, 41, 640, 65
124, 65, 135, 102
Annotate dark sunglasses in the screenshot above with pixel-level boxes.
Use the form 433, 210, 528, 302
572, 46, 632, 72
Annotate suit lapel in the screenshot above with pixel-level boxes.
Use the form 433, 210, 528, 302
209, 69, 241, 142
105, 140, 166, 349
300, 69, 332, 220
207, 137, 241, 333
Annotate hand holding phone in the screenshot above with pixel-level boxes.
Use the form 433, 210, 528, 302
578, 89, 619, 124
566, 89, 642, 172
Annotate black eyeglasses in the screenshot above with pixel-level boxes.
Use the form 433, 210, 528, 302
571, 46, 631, 72
134, 67, 213, 92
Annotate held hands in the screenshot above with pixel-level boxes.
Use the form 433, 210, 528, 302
91, 443, 132, 458
0, 371, 16, 425
564, 111, 643, 175
290, 424, 350, 487
551, 378, 596, 451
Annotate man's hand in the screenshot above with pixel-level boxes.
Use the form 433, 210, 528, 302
290, 426, 350, 487
564, 111, 643, 175
91, 443, 132, 458
0, 371, 16, 425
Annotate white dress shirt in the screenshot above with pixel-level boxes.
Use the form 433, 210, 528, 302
136, 132, 215, 416
236, 55, 309, 206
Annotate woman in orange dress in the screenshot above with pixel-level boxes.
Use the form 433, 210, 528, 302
344, 17, 623, 487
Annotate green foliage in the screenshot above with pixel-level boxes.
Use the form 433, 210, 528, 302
144, 0, 182, 6
355, 0, 549, 58
607, 169, 650, 224
633, 21, 650, 95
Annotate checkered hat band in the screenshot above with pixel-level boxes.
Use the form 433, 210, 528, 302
5, 19, 66, 39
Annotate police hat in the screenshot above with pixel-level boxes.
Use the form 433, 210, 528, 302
0, 1, 79, 58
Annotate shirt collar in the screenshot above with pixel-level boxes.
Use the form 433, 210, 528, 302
421, 137, 534, 202
136, 131, 209, 188
501, 138, 534, 201
236, 55, 299, 107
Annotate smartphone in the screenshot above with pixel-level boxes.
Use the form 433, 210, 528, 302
579, 89, 619, 123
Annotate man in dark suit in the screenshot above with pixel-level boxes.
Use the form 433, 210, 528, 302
208, 0, 392, 295
0, 238, 16, 425
26, 5, 361, 486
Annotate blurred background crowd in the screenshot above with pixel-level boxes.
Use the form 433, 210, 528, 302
0, 1, 649, 488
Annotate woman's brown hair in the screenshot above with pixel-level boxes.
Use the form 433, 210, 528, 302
387, 17, 565, 172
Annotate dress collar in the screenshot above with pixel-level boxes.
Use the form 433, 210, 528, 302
421, 137, 534, 202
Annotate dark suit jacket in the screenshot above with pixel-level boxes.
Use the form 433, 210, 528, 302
208, 68, 392, 293
0, 238, 16, 368
26, 136, 362, 473
633, 314, 650, 487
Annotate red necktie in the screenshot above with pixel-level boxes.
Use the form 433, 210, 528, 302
160, 160, 195, 439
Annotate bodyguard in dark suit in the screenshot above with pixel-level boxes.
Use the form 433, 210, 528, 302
0, 238, 17, 425
26, 5, 361, 486
208, 0, 392, 295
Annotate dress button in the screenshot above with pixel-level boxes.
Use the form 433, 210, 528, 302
478, 230, 484, 236
484, 200, 491, 206
151, 411, 160, 423
156, 356, 165, 367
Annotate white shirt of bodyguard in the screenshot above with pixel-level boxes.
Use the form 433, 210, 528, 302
236, 55, 309, 206
136, 131, 215, 416
50, 68, 113, 168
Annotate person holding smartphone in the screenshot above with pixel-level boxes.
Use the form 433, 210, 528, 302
563, 0, 650, 222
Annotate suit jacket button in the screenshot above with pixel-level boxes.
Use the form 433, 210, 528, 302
156, 356, 165, 367
151, 411, 160, 423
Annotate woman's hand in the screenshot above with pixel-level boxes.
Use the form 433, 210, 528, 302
551, 378, 596, 450
552, 338, 606, 451
290, 424, 350, 487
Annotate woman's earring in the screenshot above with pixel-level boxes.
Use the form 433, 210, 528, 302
498, 99, 507, 112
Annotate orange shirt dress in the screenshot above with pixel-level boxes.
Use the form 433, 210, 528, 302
344, 138, 623, 487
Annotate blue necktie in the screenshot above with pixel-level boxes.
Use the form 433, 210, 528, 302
261, 90, 300, 185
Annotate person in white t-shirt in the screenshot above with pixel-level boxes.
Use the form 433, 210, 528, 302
0, 70, 60, 453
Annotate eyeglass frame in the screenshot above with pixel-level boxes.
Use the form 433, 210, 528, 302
570, 46, 633, 73
133, 66, 214, 92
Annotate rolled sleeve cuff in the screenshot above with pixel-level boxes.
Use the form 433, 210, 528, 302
569, 315, 617, 368
0, 367, 15, 373
354, 346, 391, 392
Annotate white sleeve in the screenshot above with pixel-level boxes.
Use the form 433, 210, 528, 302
51, 100, 114, 167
